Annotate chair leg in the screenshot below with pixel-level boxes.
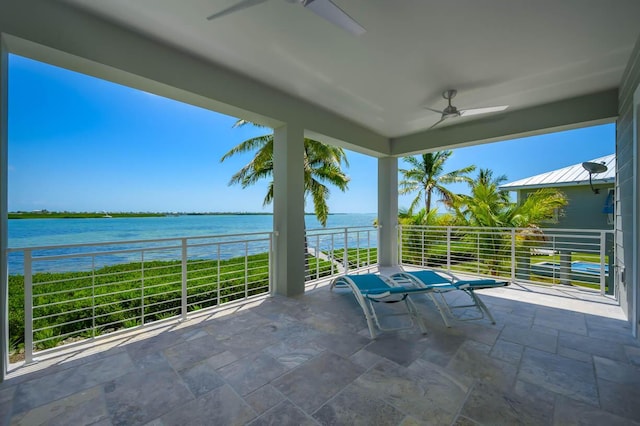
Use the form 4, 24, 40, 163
405, 297, 428, 335
466, 290, 496, 324
356, 296, 378, 339
428, 293, 451, 328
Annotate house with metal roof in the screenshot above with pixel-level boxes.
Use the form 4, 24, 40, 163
500, 154, 615, 229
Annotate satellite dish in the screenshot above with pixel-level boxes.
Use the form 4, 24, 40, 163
582, 161, 608, 194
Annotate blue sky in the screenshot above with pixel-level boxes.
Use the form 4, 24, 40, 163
8, 54, 615, 214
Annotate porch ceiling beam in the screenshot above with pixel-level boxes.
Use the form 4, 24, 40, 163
0, 0, 389, 156
391, 89, 619, 156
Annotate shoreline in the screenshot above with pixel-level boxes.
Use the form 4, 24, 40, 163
8, 212, 371, 219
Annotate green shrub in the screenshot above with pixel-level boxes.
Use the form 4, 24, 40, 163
8, 252, 281, 351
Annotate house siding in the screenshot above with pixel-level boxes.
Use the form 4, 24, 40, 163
519, 185, 614, 230
616, 33, 640, 337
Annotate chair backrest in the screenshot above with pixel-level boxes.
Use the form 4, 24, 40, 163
349, 274, 390, 291
408, 270, 452, 285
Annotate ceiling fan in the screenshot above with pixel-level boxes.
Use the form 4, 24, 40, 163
207, 0, 366, 36
426, 89, 508, 129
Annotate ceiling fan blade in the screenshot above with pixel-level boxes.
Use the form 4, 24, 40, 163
459, 105, 509, 117
207, 0, 268, 20
424, 107, 444, 114
429, 116, 448, 129
302, 0, 366, 35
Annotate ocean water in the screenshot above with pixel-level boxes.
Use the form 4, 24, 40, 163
8, 213, 377, 273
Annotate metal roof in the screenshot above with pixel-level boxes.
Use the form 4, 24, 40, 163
500, 154, 615, 190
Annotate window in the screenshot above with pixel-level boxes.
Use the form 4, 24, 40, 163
604, 188, 615, 225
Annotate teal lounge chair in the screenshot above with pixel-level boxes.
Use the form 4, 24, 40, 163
330, 273, 439, 338
391, 270, 509, 325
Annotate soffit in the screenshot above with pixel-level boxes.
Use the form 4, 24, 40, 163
62, 0, 640, 138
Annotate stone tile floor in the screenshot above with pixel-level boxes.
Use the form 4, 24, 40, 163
1, 274, 640, 425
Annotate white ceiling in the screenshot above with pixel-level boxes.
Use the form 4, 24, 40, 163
63, 0, 640, 138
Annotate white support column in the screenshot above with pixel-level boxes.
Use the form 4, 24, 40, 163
273, 124, 306, 296
633, 84, 640, 338
378, 157, 398, 267
0, 37, 8, 381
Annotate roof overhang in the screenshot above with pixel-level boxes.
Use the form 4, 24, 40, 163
0, 0, 637, 157
502, 179, 615, 191
391, 90, 618, 156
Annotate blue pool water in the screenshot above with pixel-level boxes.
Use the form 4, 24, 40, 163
533, 261, 608, 275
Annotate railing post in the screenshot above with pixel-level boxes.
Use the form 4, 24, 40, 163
343, 228, 349, 273
421, 229, 425, 267
356, 231, 361, 269
92, 256, 96, 337
245, 241, 249, 299
476, 230, 480, 274
367, 230, 371, 272
552, 235, 557, 283
316, 235, 320, 280
330, 233, 335, 275
393, 224, 397, 265
217, 244, 223, 300
511, 229, 516, 283
268, 233, 274, 296
140, 252, 145, 325
446, 227, 451, 272
181, 238, 188, 321
599, 231, 606, 295
24, 249, 34, 364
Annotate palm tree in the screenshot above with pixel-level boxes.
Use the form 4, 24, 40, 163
450, 173, 567, 275
398, 206, 458, 267
220, 120, 350, 227
399, 151, 475, 214
476, 168, 507, 187
452, 176, 567, 229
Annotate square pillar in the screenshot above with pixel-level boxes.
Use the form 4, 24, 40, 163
273, 124, 306, 296
0, 38, 8, 381
378, 157, 398, 267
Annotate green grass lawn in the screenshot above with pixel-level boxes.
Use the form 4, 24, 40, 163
9, 253, 333, 356
401, 248, 608, 291
331, 247, 378, 269
531, 252, 607, 264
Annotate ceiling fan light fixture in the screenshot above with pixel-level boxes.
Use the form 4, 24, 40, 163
425, 89, 509, 129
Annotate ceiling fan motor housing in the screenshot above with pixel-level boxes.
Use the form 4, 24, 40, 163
443, 89, 457, 100
443, 106, 460, 117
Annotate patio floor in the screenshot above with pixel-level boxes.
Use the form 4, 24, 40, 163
1, 272, 640, 425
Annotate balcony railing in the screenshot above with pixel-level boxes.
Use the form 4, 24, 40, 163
7, 226, 378, 364
7, 232, 274, 364
399, 225, 614, 295
304, 226, 378, 282
9, 224, 609, 365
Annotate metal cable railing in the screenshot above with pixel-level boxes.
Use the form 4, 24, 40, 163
399, 225, 614, 294
7, 232, 274, 363
304, 226, 378, 282
7, 226, 379, 363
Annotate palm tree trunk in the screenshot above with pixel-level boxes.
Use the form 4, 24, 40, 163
426, 190, 432, 214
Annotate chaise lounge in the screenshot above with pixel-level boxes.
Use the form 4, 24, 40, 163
391, 269, 509, 325
330, 273, 440, 339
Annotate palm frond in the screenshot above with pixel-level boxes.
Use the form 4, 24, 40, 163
220, 134, 272, 162
223, 122, 350, 225
232, 119, 269, 129
308, 179, 330, 226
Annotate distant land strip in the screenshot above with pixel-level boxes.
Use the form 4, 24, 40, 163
7, 211, 346, 219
